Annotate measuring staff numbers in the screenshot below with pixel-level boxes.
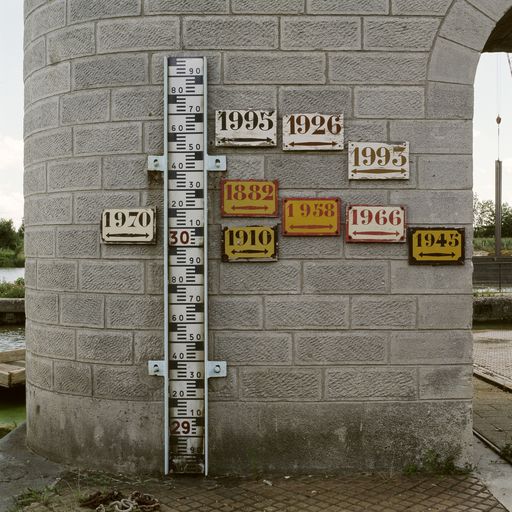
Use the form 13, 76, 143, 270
221, 179, 278, 217
346, 205, 406, 243
222, 225, 278, 262
349, 141, 409, 180
101, 208, 156, 244
408, 227, 465, 265
167, 56, 208, 474
283, 113, 344, 151
282, 198, 341, 236
216, 110, 277, 147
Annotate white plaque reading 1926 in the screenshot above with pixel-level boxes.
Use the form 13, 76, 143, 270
101, 208, 156, 244
348, 141, 409, 180
215, 110, 276, 147
283, 113, 344, 151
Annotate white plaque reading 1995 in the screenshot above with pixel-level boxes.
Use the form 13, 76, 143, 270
101, 208, 156, 244
215, 110, 276, 147
348, 141, 409, 180
283, 113, 344, 151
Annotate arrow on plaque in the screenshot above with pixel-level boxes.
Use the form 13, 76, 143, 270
231, 248, 269, 255
351, 168, 407, 174
353, 231, 401, 236
419, 252, 456, 258
106, 233, 150, 238
290, 224, 334, 230
219, 137, 274, 143
288, 141, 338, 147
230, 205, 269, 211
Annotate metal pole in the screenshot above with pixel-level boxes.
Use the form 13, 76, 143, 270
495, 159, 502, 258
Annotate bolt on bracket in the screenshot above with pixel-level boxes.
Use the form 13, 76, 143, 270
148, 360, 166, 376
147, 155, 165, 172
148, 154, 226, 172
206, 361, 227, 378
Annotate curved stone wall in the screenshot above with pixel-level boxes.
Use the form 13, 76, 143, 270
24, 0, 512, 475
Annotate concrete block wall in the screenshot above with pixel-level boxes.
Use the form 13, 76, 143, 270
23, 0, 509, 475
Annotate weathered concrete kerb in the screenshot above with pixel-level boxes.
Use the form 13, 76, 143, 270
23, 0, 510, 476
0, 299, 24, 325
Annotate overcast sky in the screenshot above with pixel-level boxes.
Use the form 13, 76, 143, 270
1, 3, 511, 227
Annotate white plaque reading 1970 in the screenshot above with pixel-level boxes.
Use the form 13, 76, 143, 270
215, 110, 276, 147
283, 113, 344, 151
101, 208, 156, 244
348, 141, 409, 180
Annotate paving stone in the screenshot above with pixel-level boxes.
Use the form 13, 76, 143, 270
364, 17, 439, 50
47, 158, 101, 191
97, 17, 179, 53
26, 321, 75, 360
308, 0, 388, 14
184, 16, 278, 50
77, 329, 133, 364
295, 331, 388, 364
330, 52, 428, 84
352, 296, 416, 329
225, 52, 326, 84
326, 367, 417, 400
53, 360, 92, 395
68, 0, 141, 23
214, 331, 292, 364
239, 367, 322, 400
60, 294, 104, 327
281, 16, 361, 50
266, 296, 349, 329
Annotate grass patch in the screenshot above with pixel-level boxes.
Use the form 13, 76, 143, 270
473, 237, 512, 255
403, 449, 473, 476
0, 422, 16, 439
0, 278, 25, 298
9, 486, 59, 511
0, 249, 24, 268
501, 443, 512, 463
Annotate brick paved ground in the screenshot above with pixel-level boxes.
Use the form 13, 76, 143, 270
473, 377, 512, 456
9, 471, 508, 512
473, 331, 512, 388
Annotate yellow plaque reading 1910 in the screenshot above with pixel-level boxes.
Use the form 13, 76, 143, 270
408, 227, 465, 265
222, 225, 278, 262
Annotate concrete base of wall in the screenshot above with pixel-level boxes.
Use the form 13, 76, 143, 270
0, 299, 25, 325
209, 401, 473, 475
26, 386, 164, 475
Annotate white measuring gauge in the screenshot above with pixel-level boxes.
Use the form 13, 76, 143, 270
167, 57, 207, 474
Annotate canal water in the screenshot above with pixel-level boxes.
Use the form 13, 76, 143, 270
0, 270, 26, 429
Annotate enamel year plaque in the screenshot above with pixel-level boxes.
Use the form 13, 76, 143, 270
222, 225, 278, 262
215, 110, 276, 147
348, 141, 409, 180
282, 198, 341, 236
283, 113, 344, 151
408, 227, 465, 265
221, 179, 278, 217
346, 205, 406, 243
101, 208, 156, 244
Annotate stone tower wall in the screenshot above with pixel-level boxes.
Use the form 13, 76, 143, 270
23, 0, 504, 474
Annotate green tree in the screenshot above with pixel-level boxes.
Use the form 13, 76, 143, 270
0, 218, 19, 251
